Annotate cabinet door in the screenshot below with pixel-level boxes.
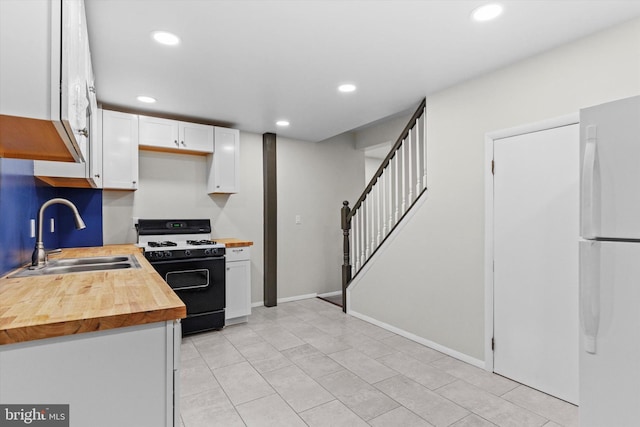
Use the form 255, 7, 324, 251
87, 63, 102, 187
0, 322, 175, 427
0, 0, 84, 162
226, 259, 251, 320
179, 122, 214, 153
102, 110, 139, 190
61, 0, 90, 157
208, 127, 240, 193
139, 115, 180, 150
32, 78, 100, 188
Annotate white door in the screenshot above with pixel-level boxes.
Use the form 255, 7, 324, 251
493, 124, 579, 404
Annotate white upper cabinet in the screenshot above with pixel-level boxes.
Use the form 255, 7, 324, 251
0, 0, 92, 162
33, 15, 101, 189
102, 110, 139, 190
86, 52, 102, 188
181, 122, 215, 153
208, 127, 240, 194
139, 115, 214, 154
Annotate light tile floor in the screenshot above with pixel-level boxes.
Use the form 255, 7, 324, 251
179, 298, 578, 427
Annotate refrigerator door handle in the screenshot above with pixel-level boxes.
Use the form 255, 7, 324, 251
580, 240, 600, 354
581, 125, 597, 239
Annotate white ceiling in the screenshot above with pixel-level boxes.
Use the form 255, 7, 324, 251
85, 0, 640, 142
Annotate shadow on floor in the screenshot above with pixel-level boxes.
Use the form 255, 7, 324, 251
317, 294, 342, 307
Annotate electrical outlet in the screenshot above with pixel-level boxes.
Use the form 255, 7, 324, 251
132, 217, 139, 229
295, 215, 302, 225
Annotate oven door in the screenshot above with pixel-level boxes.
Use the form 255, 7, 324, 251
149, 257, 225, 315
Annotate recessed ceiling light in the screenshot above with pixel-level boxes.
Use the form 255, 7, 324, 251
471, 3, 503, 22
338, 84, 357, 93
137, 95, 156, 103
152, 31, 180, 46
276, 120, 290, 127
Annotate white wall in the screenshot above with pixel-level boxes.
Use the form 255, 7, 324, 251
349, 18, 640, 361
277, 132, 364, 299
103, 129, 364, 304
354, 111, 413, 150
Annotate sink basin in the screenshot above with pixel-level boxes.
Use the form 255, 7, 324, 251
11, 255, 141, 277
44, 262, 137, 274
53, 256, 131, 267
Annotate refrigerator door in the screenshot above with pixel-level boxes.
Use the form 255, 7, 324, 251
579, 240, 640, 427
580, 95, 640, 239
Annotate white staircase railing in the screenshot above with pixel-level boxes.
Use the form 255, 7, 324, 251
341, 99, 427, 310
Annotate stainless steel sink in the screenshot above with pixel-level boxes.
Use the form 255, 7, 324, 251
11, 255, 141, 277
53, 256, 131, 266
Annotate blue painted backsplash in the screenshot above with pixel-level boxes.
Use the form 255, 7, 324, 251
0, 158, 103, 276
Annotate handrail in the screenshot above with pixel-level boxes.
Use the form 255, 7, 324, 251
348, 98, 426, 218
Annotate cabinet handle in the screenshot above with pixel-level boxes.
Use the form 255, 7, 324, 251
227, 268, 230, 271
89, 86, 96, 93
132, 181, 137, 185
94, 174, 100, 178
76, 128, 89, 137
174, 140, 179, 147
181, 140, 186, 147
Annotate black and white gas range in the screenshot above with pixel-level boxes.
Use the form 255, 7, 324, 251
137, 219, 225, 335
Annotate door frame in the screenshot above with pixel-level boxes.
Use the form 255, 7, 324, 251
483, 112, 579, 372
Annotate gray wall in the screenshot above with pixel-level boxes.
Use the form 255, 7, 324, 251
277, 132, 364, 299
349, 18, 640, 361
103, 130, 364, 304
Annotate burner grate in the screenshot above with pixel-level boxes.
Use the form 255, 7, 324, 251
186, 239, 218, 246
148, 241, 178, 248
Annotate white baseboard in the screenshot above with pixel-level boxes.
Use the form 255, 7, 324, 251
251, 293, 319, 308
348, 309, 485, 369
279, 293, 318, 303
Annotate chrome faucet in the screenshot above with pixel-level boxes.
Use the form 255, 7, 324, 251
31, 198, 86, 269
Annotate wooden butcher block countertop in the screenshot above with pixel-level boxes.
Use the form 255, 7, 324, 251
216, 238, 254, 248
0, 244, 186, 345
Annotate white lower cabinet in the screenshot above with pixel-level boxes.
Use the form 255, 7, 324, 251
102, 109, 139, 190
0, 321, 181, 427
225, 246, 251, 324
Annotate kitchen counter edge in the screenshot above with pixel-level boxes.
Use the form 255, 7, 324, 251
217, 238, 254, 248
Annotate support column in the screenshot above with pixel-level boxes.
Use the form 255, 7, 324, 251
263, 133, 277, 307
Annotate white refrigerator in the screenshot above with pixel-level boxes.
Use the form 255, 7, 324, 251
579, 95, 640, 427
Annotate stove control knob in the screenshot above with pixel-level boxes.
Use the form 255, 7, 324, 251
184, 249, 191, 257
204, 248, 212, 256
164, 251, 173, 258
156, 252, 163, 258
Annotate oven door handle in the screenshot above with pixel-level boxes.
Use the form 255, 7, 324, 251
172, 283, 209, 291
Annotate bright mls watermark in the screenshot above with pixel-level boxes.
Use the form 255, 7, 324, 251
0, 405, 68, 426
